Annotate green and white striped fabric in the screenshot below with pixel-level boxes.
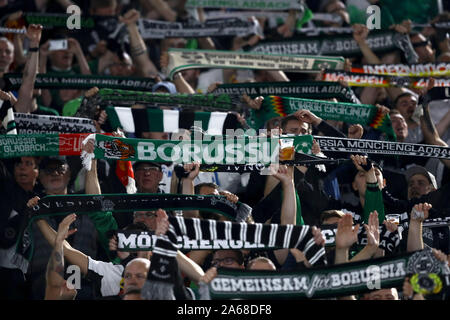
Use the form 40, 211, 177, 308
106, 107, 241, 135
0, 100, 17, 135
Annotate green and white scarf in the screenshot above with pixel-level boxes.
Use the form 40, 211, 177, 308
1, 73, 156, 91
213, 81, 360, 104
0, 133, 90, 158
315, 136, 450, 160
185, 0, 304, 10
165, 48, 345, 80
352, 63, 450, 77
137, 17, 263, 39
105, 106, 242, 135
0, 99, 17, 135
80, 133, 313, 166
323, 70, 450, 89
249, 96, 396, 140
249, 30, 402, 57
82, 88, 242, 111
209, 249, 449, 299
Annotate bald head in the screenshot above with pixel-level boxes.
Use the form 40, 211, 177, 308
124, 258, 150, 291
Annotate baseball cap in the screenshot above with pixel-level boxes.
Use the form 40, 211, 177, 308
152, 81, 177, 94
39, 156, 68, 170
405, 166, 438, 190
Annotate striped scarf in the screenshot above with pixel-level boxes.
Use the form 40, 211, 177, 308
166, 216, 325, 266
0, 100, 17, 135
251, 96, 396, 140
105, 106, 241, 135
117, 216, 326, 267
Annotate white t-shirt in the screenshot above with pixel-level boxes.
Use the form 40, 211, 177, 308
88, 256, 124, 297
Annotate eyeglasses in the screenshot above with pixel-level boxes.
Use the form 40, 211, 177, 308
42, 165, 67, 175
211, 257, 239, 267
133, 212, 157, 219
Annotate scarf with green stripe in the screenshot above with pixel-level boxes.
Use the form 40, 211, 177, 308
323, 70, 450, 89
80, 133, 313, 167
105, 106, 242, 135
212, 81, 360, 104
249, 96, 396, 141
1, 73, 156, 91
185, 0, 304, 10
208, 248, 449, 299
165, 48, 345, 80
0, 99, 17, 135
248, 30, 403, 57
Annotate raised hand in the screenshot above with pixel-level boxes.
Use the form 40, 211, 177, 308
364, 211, 380, 247
219, 190, 239, 204
155, 208, 169, 236
271, 164, 294, 186
27, 196, 40, 208
109, 234, 130, 260
119, 9, 140, 26
25, 24, 43, 47
335, 213, 360, 249
55, 214, 77, 243
311, 226, 325, 247
293, 109, 322, 126
243, 95, 263, 110
348, 124, 364, 139
67, 38, 82, 55
350, 154, 371, 172
352, 24, 369, 44
410, 203, 432, 223
183, 162, 200, 181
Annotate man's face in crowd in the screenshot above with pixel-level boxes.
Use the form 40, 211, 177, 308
133, 211, 157, 231
407, 173, 434, 200
352, 167, 385, 197
283, 119, 310, 135
108, 53, 134, 77
14, 157, 39, 190
411, 34, 436, 63
367, 288, 398, 300
123, 259, 149, 292
38, 161, 71, 194
395, 95, 418, 121
198, 186, 219, 196
0, 39, 14, 72
211, 250, 244, 269
390, 113, 408, 141
49, 49, 73, 70
134, 164, 163, 193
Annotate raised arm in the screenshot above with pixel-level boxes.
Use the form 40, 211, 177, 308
407, 203, 432, 252
14, 24, 42, 113
179, 162, 200, 218
272, 165, 296, 225
120, 9, 159, 77
45, 213, 78, 300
